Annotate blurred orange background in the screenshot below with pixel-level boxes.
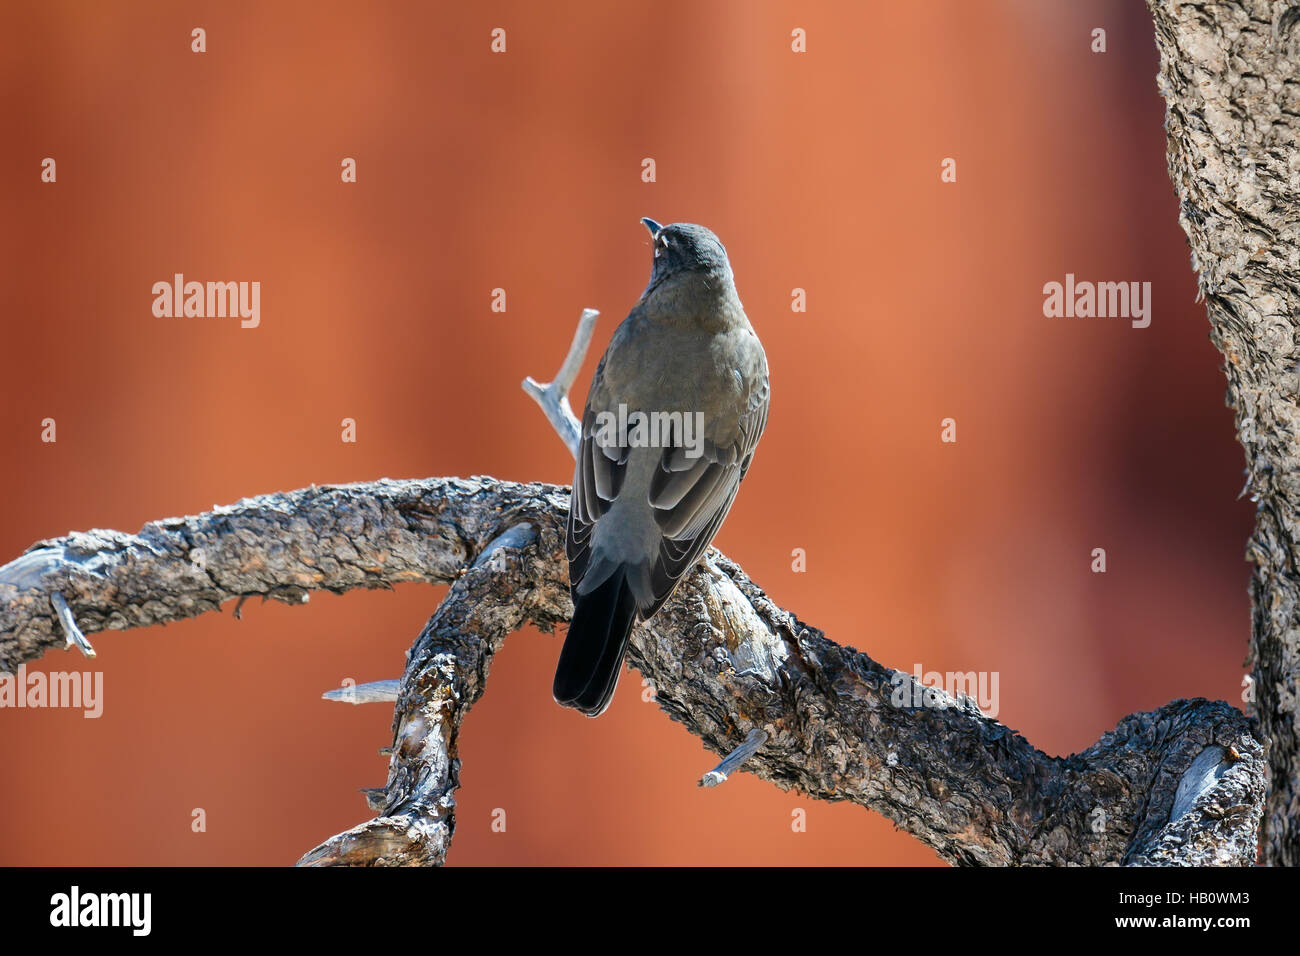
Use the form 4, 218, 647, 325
0, 1, 1253, 865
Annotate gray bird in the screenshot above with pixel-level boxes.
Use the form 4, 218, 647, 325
554, 218, 770, 716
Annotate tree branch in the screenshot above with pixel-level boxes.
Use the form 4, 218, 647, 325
299, 522, 541, 866
521, 308, 599, 457
0, 472, 1265, 864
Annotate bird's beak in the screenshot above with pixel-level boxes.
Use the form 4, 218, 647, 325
640, 217, 663, 237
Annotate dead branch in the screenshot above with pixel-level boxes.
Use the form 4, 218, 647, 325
0, 474, 1265, 865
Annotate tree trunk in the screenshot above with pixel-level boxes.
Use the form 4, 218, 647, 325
1147, 0, 1300, 865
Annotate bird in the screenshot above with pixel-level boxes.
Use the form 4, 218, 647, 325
554, 218, 770, 716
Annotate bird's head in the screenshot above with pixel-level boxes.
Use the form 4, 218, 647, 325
640, 218, 732, 293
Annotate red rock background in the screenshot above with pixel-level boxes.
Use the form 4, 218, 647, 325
0, 0, 1252, 864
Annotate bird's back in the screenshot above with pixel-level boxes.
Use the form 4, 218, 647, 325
555, 220, 769, 716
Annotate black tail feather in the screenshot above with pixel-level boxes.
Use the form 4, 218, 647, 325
554, 572, 638, 716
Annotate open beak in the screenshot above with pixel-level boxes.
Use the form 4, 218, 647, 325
640, 217, 663, 237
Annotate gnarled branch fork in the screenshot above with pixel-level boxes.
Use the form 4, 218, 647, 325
0, 324, 1267, 865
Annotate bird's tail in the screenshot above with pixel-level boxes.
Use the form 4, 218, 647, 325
553, 571, 639, 717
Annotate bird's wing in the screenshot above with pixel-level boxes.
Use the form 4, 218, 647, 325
641, 370, 769, 617
566, 353, 629, 591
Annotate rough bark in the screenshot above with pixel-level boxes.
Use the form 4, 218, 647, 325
300, 522, 543, 866
0, 477, 1265, 865
1147, 0, 1300, 865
